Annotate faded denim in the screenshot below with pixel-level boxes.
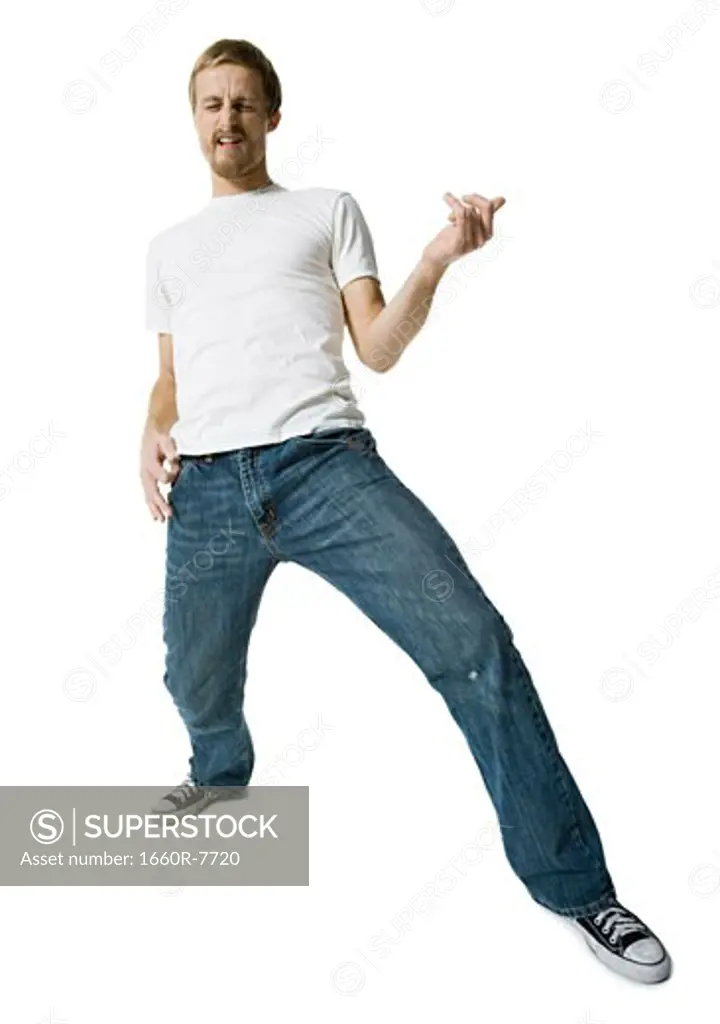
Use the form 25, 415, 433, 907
162, 425, 617, 916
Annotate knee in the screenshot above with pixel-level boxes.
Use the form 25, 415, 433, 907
463, 609, 515, 670
429, 614, 516, 705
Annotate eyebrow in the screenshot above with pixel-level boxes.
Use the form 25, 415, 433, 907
201, 94, 257, 103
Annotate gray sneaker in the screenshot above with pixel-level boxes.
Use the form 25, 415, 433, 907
152, 775, 225, 816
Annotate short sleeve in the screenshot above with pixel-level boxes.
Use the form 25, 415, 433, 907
330, 192, 380, 291
145, 238, 173, 334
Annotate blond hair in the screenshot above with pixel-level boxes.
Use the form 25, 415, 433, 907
188, 39, 282, 117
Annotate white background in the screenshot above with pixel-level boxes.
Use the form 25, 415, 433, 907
1, 0, 718, 1020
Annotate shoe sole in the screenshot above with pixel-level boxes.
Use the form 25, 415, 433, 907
577, 927, 672, 983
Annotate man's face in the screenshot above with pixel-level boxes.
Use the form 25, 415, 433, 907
193, 63, 279, 179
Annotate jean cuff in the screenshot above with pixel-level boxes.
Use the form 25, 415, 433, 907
533, 887, 618, 919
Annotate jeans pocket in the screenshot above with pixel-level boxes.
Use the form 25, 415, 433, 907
168, 458, 197, 501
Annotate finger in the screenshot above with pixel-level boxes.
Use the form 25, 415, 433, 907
443, 191, 466, 215
147, 498, 171, 523
147, 498, 163, 522
464, 203, 474, 249
472, 212, 489, 247
454, 200, 471, 249
477, 205, 492, 244
445, 193, 476, 251
462, 194, 493, 240
456, 199, 483, 247
143, 476, 173, 519
446, 194, 470, 243
462, 193, 506, 213
463, 193, 506, 239
146, 488, 173, 521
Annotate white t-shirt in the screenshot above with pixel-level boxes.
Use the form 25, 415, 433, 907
145, 184, 380, 455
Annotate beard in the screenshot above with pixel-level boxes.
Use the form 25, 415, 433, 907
208, 140, 250, 179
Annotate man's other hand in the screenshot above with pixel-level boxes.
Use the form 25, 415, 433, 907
141, 426, 179, 522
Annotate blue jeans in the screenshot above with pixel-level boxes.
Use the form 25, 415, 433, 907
162, 425, 617, 916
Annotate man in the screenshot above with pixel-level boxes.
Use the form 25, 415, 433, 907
140, 38, 671, 983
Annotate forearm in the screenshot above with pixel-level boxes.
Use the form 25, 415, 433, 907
145, 374, 178, 434
359, 256, 447, 372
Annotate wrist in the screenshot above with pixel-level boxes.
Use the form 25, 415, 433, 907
419, 252, 449, 281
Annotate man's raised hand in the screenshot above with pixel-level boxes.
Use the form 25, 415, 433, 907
423, 191, 506, 271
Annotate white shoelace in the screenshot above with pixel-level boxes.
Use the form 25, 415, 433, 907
593, 906, 646, 944
169, 775, 202, 801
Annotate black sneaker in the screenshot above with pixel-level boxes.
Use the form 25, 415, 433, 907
572, 900, 671, 983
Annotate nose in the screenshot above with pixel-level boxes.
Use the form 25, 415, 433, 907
218, 102, 239, 130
